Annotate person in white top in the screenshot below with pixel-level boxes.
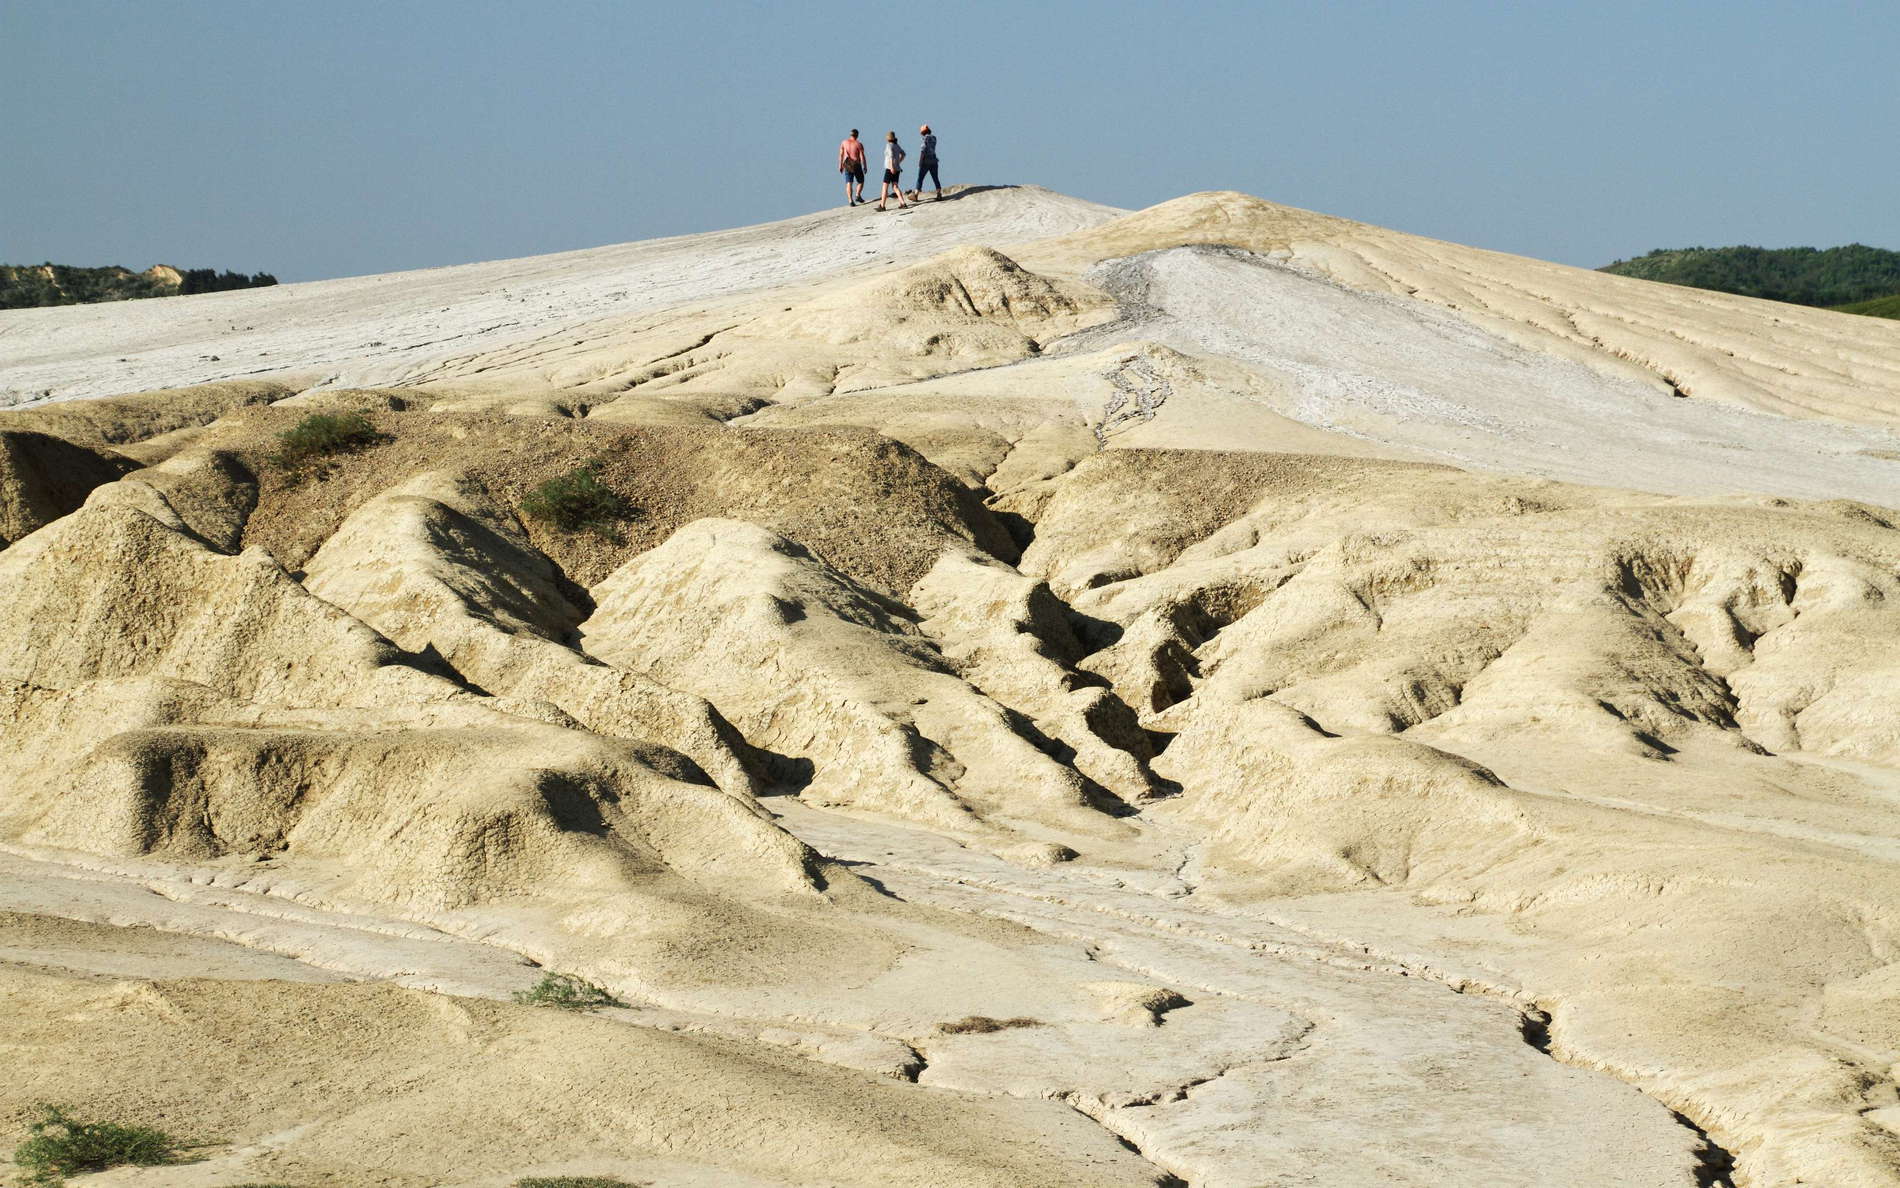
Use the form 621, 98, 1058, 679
877, 131, 910, 212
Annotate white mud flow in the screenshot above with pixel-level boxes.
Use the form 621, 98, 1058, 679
0, 804, 1713, 1187
0, 810, 1708, 1188
1076, 245, 1900, 505
769, 801, 1710, 1187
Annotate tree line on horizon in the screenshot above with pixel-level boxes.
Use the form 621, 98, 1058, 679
1599, 244, 1900, 318
0, 263, 278, 310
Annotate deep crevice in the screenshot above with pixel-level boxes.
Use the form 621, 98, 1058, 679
1059, 1098, 1190, 1188
1518, 1007, 1552, 1053
1673, 1111, 1739, 1188
1515, 1002, 1737, 1188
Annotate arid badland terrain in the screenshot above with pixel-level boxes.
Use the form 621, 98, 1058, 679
3, 185, 1900, 1186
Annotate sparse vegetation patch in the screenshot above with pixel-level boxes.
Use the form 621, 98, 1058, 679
511, 971, 624, 1011
514, 1178, 647, 1188
269, 411, 383, 475
520, 461, 635, 537
12, 1104, 178, 1184
935, 1014, 1044, 1035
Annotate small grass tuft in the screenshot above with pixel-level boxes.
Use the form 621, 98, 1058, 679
268, 411, 383, 475
514, 1178, 647, 1188
935, 1014, 1044, 1035
12, 1104, 178, 1185
519, 462, 635, 537
511, 971, 624, 1011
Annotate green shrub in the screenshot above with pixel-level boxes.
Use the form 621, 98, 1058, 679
269, 411, 382, 473
519, 463, 634, 537
514, 1178, 645, 1188
511, 971, 623, 1011
12, 1104, 177, 1184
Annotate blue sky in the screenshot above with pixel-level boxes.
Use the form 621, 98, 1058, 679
6, 0, 1896, 281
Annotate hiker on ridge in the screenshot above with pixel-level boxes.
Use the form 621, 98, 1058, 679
838, 129, 868, 206
912, 124, 941, 201
838, 129, 867, 206
877, 131, 910, 211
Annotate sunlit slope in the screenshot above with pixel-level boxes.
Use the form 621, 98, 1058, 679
0, 185, 1123, 406
1022, 191, 1900, 425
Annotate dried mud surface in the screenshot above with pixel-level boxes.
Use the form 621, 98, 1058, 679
2, 186, 1898, 1186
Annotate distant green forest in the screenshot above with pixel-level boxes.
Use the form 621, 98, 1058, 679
1831, 293, 1900, 320
1600, 244, 1900, 319
1, 263, 278, 310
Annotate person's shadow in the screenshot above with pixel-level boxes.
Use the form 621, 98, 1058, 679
932, 184, 1014, 202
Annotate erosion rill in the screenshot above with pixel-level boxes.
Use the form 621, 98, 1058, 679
2, 185, 1898, 1186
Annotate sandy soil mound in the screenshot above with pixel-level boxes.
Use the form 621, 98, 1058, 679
559, 244, 1112, 404
582, 518, 1128, 842
0, 499, 826, 918
0, 381, 304, 548
158, 402, 1012, 591
302, 470, 767, 795
0, 379, 297, 458
913, 549, 1162, 805
0, 962, 1164, 1187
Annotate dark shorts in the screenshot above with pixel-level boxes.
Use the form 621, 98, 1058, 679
883, 168, 902, 184
843, 165, 865, 183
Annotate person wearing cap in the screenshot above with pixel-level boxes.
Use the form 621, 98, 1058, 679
912, 124, 941, 201
838, 129, 867, 206
877, 131, 910, 212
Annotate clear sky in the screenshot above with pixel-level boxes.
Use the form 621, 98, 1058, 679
6, 0, 1896, 282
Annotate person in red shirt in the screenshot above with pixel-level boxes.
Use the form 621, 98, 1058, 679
838, 129, 867, 207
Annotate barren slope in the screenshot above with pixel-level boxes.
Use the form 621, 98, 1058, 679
0, 186, 1121, 407
3, 186, 1899, 1186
